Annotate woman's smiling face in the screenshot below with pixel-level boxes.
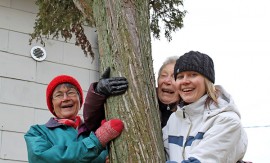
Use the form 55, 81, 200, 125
157, 63, 180, 104
175, 71, 206, 103
52, 84, 81, 119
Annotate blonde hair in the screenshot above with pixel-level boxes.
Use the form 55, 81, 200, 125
204, 78, 220, 108
158, 56, 178, 80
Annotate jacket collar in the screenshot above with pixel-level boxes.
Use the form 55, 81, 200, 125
45, 117, 63, 128
177, 95, 208, 117
158, 99, 178, 112
45, 117, 89, 137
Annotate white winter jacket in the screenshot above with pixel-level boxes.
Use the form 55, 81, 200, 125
163, 86, 248, 163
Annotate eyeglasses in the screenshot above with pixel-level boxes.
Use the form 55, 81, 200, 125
52, 90, 78, 100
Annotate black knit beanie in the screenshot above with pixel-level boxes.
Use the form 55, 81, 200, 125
174, 51, 215, 83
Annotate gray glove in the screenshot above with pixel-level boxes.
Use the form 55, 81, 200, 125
95, 67, 128, 96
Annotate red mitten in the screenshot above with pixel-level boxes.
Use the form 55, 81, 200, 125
101, 119, 107, 125
95, 119, 124, 147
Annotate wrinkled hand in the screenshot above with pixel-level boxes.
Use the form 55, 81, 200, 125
96, 67, 128, 96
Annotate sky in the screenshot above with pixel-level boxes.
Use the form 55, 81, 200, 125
152, 0, 270, 162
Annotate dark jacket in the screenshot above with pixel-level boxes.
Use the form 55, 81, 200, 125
158, 99, 178, 128
83, 82, 106, 132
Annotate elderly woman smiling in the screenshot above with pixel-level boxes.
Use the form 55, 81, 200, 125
157, 56, 180, 128
24, 75, 124, 163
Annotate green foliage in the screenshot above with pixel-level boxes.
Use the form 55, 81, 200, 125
150, 0, 186, 41
30, 0, 186, 58
30, 0, 94, 58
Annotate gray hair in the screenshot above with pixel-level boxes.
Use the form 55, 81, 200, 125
158, 56, 179, 79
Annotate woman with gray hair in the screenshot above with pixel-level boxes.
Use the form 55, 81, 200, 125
24, 75, 124, 163
157, 56, 180, 128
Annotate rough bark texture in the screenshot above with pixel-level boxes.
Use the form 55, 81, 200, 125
91, 0, 165, 162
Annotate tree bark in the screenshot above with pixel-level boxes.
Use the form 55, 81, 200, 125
91, 0, 165, 162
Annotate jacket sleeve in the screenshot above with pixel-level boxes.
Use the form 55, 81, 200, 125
83, 82, 106, 132
24, 126, 107, 163
186, 115, 247, 163
162, 123, 170, 160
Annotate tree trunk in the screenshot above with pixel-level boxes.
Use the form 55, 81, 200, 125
91, 0, 165, 162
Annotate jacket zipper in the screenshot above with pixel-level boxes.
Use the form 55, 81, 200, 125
182, 111, 192, 160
